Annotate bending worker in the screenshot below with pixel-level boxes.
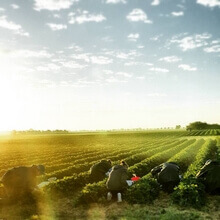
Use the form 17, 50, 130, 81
106, 160, 129, 202
1, 165, 45, 199
151, 162, 180, 193
90, 159, 112, 182
196, 159, 220, 194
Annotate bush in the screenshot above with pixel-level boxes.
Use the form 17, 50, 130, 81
125, 177, 160, 204
44, 172, 91, 196
171, 177, 206, 209
76, 180, 107, 205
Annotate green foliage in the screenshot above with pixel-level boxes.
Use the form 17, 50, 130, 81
186, 121, 220, 131
44, 172, 90, 196
185, 139, 217, 177
171, 177, 206, 209
125, 177, 160, 204
76, 180, 107, 205
129, 139, 195, 177
168, 139, 205, 173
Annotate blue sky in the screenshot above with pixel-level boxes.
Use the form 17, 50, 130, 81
0, 0, 219, 131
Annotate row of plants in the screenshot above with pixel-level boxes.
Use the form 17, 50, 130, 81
167, 139, 205, 173
74, 140, 196, 205
44, 138, 181, 194
187, 129, 220, 136
43, 134, 176, 179
128, 139, 195, 177
75, 139, 218, 208
171, 139, 218, 208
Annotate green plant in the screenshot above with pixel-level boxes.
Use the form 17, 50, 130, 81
171, 176, 206, 209
75, 180, 107, 205
125, 177, 160, 204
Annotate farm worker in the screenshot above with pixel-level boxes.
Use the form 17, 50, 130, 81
151, 162, 180, 193
90, 159, 112, 182
196, 159, 220, 194
106, 160, 129, 202
1, 165, 45, 199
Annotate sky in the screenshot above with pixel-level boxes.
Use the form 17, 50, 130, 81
0, 0, 220, 131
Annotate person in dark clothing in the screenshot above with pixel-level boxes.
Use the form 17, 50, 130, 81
90, 159, 112, 182
106, 160, 129, 202
1, 165, 45, 199
151, 162, 180, 193
196, 159, 220, 194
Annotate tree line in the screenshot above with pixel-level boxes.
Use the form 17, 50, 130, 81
186, 121, 220, 131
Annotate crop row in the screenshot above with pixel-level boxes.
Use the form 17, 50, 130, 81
187, 129, 220, 136
184, 139, 217, 177
44, 139, 186, 194
44, 136, 178, 180
128, 139, 196, 176
76, 138, 218, 205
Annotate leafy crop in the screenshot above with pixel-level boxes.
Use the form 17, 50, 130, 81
171, 177, 206, 209
125, 177, 160, 204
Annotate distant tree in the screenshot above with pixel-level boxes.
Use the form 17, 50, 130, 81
186, 121, 220, 131
175, 125, 181, 129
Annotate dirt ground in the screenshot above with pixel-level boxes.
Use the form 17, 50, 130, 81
0, 192, 219, 220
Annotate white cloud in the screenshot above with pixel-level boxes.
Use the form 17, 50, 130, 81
147, 93, 167, 97
60, 61, 86, 69
136, 76, 145, 80
53, 14, 61, 18
34, 0, 78, 11
69, 10, 106, 24
102, 36, 114, 42
114, 50, 141, 60
46, 23, 67, 31
36, 63, 61, 71
150, 34, 163, 41
171, 11, 184, 17
170, 33, 212, 51
211, 40, 220, 44
71, 53, 91, 62
127, 33, 139, 42
116, 72, 132, 77
11, 4, 20, 9
126, 9, 152, 24
11, 50, 52, 58
197, 0, 220, 8
105, 0, 127, 4
151, 0, 160, 6
0, 8, 5, 12
204, 45, 220, 53
0, 16, 29, 36
124, 61, 140, 66
68, 44, 83, 52
91, 56, 113, 64
178, 64, 197, 71
106, 76, 127, 83
124, 61, 153, 66
116, 52, 130, 59
145, 63, 154, 66
150, 67, 169, 73
103, 70, 114, 75
159, 56, 181, 63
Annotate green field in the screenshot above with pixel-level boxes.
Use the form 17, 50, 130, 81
0, 130, 219, 219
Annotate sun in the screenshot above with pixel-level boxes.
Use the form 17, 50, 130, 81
0, 58, 26, 131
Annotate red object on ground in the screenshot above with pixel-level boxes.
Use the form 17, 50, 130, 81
131, 176, 140, 181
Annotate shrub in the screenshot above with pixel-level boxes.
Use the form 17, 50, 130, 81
125, 177, 160, 204
171, 176, 206, 209
44, 172, 90, 196
76, 180, 107, 205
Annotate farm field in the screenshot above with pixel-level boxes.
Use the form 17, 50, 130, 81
0, 130, 219, 220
